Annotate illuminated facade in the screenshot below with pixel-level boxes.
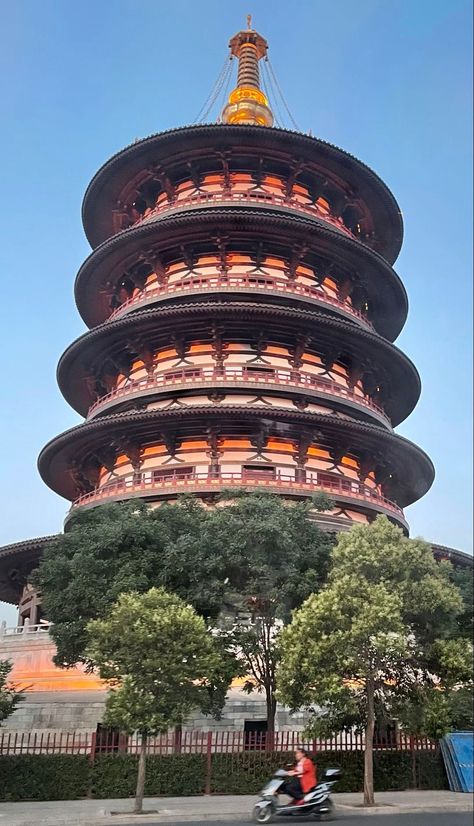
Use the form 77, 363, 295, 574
3, 20, 437, 617
0, 22, 454, 726
35, 23, 433, 533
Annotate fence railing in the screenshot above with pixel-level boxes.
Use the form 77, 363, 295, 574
71, 469, 404, 521
133, 189, 358, 242
0, 729, 437, 757
87, 365, 388, 422
108, 272, 373, 329
0, 621, 52, 639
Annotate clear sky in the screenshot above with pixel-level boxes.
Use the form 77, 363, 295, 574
0, 0, 472, 624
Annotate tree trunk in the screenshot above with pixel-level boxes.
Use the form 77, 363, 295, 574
266, 688, 277, 748
364, 677, 375, 806
134, 731, 147, 814
174, 723, 182, 754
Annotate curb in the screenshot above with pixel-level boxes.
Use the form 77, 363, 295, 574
5, 804, 474, 825
337, 803, 474, 817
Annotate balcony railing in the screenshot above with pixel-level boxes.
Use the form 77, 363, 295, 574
0, 621, 51, 639
132, 189, 358, 240
88, 366, 389, 423
109, 272, 373, 328
71, 469, 404, 519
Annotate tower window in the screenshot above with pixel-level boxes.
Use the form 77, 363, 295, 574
153, 466, 194, 482
245, 366, 274, 375
243, 465, 276, 479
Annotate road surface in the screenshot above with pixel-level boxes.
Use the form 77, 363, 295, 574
116, 815, 472, 826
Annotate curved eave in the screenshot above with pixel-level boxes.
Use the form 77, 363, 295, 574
38, 406, 434, 508
56, 302, 421, 426
81, 124, 403, 264
74, 206, 408, 340
0, 535, 57, 604
431, 544, 473, 569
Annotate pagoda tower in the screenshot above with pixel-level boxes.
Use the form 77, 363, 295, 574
4, 19, 474, 735
34, 20, 434, 533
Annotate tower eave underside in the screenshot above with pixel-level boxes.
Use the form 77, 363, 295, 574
81, 125, 403, 264
37, 406, 434, 508
56, 302, 421, 427
74, 208, 408, 340
0, 536, 57, 604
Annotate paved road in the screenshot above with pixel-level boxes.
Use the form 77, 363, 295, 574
114, 817, 473, 826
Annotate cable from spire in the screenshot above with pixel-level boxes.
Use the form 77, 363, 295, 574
266, 58, 300, 131
261, 60, 282, 128
193, 54, 231, 124
261, 59, 285, 128
198, 58, 233, 123
216, 57, 235, 122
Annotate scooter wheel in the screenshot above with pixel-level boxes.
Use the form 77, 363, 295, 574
315, 798, 335, 821
253, 803, 273, 823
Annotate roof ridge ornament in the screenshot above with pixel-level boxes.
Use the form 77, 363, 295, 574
221, 21, 274, 127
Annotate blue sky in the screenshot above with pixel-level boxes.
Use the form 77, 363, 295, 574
0, 0, 472, 624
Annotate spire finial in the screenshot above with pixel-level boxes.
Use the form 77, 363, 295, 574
221, 22, 273, 127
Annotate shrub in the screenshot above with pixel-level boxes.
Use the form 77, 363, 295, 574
415, 750, 449, 790
0, 748, 448, 801
0, 755, 90, 801
91, 754, 206, 798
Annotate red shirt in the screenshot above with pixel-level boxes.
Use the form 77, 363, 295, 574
297, 756, 317, 793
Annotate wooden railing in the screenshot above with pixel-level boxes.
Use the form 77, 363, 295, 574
87, 366, 388, 422
71, 469, 404, 519
109, 272, 373, 328
133, 188, 358, 240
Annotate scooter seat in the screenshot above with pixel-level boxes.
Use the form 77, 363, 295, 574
303, 786, 318, 800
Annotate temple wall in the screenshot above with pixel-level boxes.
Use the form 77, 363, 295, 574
0, 631, 307, 734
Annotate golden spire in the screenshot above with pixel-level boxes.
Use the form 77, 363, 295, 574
221, 17, 274, 127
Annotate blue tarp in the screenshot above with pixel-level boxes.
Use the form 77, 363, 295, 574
441, 732, 474, 793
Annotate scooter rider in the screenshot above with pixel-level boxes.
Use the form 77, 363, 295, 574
281, 747, 317, 803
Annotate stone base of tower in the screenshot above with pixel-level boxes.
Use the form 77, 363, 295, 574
0, 627, 308, 735
0, 624, 106, 733
1, 687, 308, 736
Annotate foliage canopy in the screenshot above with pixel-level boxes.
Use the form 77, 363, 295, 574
86, 586, 230, 812
0, 661, 23, 725
277, 515, 468, 805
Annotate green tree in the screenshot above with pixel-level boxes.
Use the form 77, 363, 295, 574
277, 515, 465, 806
86, 587, 229, 814
182, 490, 334, 735
35, 492, 334, 734
34, 498, 227, 667
395, 634, 473, 738
0, 661, 23, 724
394, 683, 474, 739
448, 567, 473, 640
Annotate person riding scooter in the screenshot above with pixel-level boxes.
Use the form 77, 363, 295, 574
281, 747, 317, 803
252, 763, 341, 822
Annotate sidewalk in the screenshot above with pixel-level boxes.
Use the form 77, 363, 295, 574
0, 791, 472, 825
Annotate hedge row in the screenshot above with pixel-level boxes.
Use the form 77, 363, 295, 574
0, 750, 448, 801
0, 755, 91, 801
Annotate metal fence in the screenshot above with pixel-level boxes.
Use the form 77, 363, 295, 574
0, 729, 437, 757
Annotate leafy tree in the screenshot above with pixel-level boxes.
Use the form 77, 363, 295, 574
35, 492, 334, 735
0, 661, 23, 724
448, 567, 473, 640
34, 498, 227, 667
191, 490, 334, 734
277, 515, 465, 806
395, 684, 473, 739
86, 588, 229, 814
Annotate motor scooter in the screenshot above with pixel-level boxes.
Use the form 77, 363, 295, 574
252, 766, 341, 822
